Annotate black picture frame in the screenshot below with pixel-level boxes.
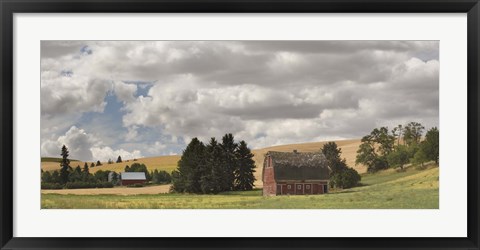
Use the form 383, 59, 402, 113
1, 0, 479, 249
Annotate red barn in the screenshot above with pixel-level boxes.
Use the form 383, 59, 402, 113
120, 172, 147, 186
262, 150, 331, 196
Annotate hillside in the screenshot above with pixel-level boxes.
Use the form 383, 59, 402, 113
41, 138, 364, 187
42, 164, 439, 209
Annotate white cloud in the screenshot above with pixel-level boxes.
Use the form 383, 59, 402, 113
41, 126, 143, 161
114, 81, 137, 103
91, 147, 142, 162
41, 41, 439, 155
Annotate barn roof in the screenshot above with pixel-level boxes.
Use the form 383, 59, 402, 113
264, 151, 330, 181
120, 172, 146, 180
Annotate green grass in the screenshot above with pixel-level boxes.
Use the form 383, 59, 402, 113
41, 157, 78, 163
41, 165, 439, 209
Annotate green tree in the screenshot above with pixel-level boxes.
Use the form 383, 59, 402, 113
234, 140, 256, 191
82, 162, 90, 174
125, 165, 130, 172
172, 138, 206, 193
412, 147, 429, 168
392, 124, 403, 146
116, 155, 122, 163
94, 170, 110, 182
356, 127, 394, 172
51, 171, 61, 183
41, 171, 53, 183
82, 162, 91, 181
152, 170, 172, 184
96, 160, 102, 166
403, 122, 425, 146
323, 142, 360, 188
423, 127, 439, 164
127, 163, 151, 181
221, 133, 238, 191
387, 145, 409, 170
201, 138, 226, 194
330, 167, 361, 189
371, 127, 395, 156
322, 142, 347, 174
59, 145, 71, 184
110, 171, 119, 185
90, 162, 95, 168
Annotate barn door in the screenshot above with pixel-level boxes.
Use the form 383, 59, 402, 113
295, 183, 304, 195
304, 184, 312, 194
276, 184, 282, 195
285, 184, 294, 195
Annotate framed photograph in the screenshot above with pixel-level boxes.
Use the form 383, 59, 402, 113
1, 0, 479, 249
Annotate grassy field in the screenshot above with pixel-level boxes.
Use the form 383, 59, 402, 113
41, 165, 438, 209
41, 139, 364, 187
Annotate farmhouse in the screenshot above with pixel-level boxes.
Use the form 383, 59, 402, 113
120, 172, 147, 186
262, 150, 331, 196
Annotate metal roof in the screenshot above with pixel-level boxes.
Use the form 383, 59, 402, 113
120, 172, 146, 180
263, 151, 331, 181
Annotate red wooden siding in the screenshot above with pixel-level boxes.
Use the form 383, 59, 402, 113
304, 184, 312, 194
121, 179, 146, 186
269, 181, 329, 195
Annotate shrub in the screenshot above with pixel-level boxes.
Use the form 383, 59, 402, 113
330, 168, 361, 189
41, 183, 63, 190
127, 183, 145, 188
64, 182, 114, 189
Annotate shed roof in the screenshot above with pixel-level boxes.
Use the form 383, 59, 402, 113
120, 172, 146, 180
264, 151, 330, 181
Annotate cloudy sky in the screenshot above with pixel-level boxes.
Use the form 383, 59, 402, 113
40, 41, 439, 162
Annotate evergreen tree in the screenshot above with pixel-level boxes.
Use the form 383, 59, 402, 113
221, 133, 238, 191
51, 170, 61, 183
59, 145, 71, 184
321, 142, 347, 174
83, 162, 90, 174
201, 138, 226, 194
234, 140, 256, 191
172, 138, 206, 193
125, 165, 130, 172
423, 127, 439, 164
82, 162, 90, 181
41, 171, 53, 183
322, 141, 360, 188
116, 155, 122, 163
96, 160, 102, 166
90, 162, 95, 168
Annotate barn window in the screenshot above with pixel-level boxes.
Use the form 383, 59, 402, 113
306, 185, 310, 189
297, 184, 302, 190
287, 185, 292, 189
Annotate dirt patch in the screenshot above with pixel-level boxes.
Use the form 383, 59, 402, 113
41, 184, 171, 195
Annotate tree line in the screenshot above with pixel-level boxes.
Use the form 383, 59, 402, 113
41, 145, 114, 189
41, 145, 172, 189
356, 122, 439, 173
171, 133, 256, 194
